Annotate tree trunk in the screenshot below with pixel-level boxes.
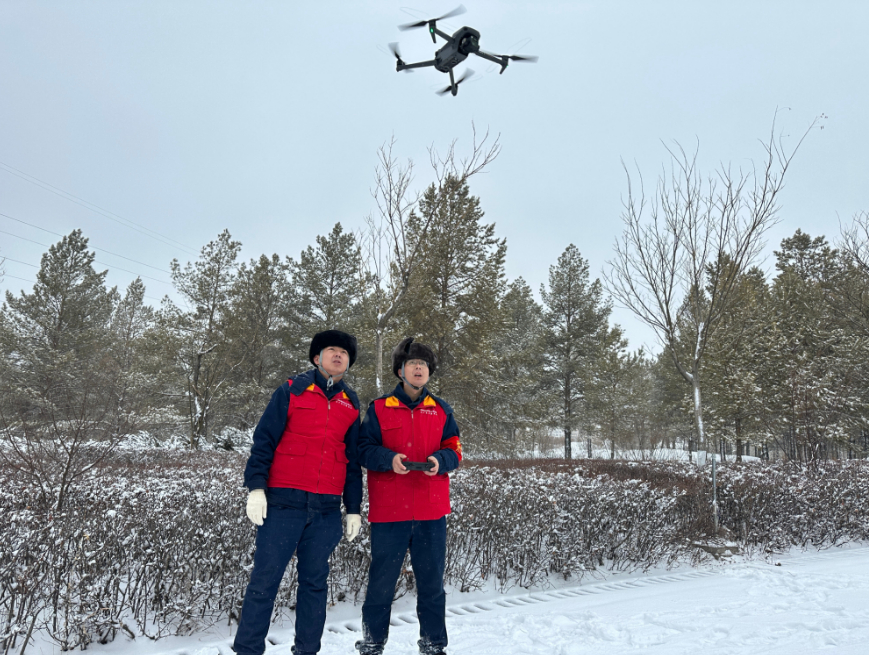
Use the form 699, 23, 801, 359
375, 328, 383, 394
564, 374, 572, 460
691, 372, 705, 448
735, 417, 743, 463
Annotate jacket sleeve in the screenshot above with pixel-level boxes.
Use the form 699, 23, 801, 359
243, 383, 290, 490
431, 413, 462, 475
342, 415, 363, 514
357, 403, 397, 472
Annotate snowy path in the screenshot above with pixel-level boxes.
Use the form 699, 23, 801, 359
91, 545, 869, 655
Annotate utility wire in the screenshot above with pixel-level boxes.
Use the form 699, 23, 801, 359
2, 273, 35, 284
0, 229, 45, 248
3, 256, 37, 267
0, 211, 172, 273
0, 161, 199, 255
0, 269, 165, 304
0, 229, 173, 286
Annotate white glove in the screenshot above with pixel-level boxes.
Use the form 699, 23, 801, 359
344, 514, 362, 542
246, 489, 268, 526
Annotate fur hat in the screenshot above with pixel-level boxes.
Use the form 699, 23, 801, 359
392, 337, 437, 378
309, 330, 358, 368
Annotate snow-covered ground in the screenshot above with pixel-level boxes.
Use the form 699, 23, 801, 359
34, 544, 869, 655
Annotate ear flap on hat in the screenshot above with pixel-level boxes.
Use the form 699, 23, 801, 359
392, 337, 415, 379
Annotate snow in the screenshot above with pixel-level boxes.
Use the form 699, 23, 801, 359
46, 543, 869, 655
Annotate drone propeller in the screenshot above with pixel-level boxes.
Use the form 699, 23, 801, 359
387, 42, 414, 72
399, 5, 466, 42
437, 68, 474, 95
479, 49, 539, 74
504, 54, 539, 63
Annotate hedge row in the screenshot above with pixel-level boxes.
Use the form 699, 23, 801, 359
2, 451, 867, 652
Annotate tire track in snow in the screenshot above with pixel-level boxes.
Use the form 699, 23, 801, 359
153, 546, 869, 654
324, 569, 717, 634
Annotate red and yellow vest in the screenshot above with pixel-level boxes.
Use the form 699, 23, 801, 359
367, 394, 453, 522
267, 383, 358, 495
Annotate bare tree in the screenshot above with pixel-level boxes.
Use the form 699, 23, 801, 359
605, 116, 816, 447
358, 125, 500, 393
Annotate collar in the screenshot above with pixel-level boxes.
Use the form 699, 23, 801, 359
289, 369, 345, 399
389, 382, 430, 410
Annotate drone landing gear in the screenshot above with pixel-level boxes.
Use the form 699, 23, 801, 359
437, 68, 474, 96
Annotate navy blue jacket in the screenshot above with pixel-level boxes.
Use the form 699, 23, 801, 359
358, 383, 461, 474
243, 369, 363, 514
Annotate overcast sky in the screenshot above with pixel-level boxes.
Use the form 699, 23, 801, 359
1, 1, 867, 352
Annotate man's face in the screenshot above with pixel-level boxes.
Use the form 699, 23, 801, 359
314, 346, 349, 378
402, 358, 430, 388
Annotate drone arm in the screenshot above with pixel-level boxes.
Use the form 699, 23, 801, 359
397, 58, 438, 71
431, 26, 452, 43
473, 50, 508, 73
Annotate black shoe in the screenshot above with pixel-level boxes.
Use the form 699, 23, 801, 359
355, 642, 384, 655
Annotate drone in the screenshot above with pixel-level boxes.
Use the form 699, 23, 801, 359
388, 5, 537, 96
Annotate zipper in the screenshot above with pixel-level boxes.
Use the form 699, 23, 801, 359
316, 394, 330, 493
410, 408, 415, 511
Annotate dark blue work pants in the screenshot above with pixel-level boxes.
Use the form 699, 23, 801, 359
356, 518, 447, 655
233, 489, 343, 655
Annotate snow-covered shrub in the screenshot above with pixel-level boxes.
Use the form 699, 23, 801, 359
714, 460, 869, 550
3, 451, 869, 650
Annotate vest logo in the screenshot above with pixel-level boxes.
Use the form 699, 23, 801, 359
334, 399, 355, 410
418, 408, 438, 416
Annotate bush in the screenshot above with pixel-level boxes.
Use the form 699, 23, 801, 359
2, 451, 868, 652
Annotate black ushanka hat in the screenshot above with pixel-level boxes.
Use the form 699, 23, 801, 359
309, 330, 358, 368
391, 337, 437, 378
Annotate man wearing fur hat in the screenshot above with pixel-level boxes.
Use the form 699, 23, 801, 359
233, 330, 363, 655
355, 337, 463, 655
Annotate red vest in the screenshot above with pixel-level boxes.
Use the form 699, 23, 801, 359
367, 394, 452, 522
267, 383, 358, 495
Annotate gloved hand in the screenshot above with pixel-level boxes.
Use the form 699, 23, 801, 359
344, 514, 362, 542
246, 489, 268, 526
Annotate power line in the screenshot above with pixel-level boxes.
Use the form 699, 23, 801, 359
0, 229, 172, 286
0, 211, 172, 273
3, 256, 37, 268
2, 273, 35, 284
0, 160, 199, 255
0, 228, 45, 248
0, 270, 165, 304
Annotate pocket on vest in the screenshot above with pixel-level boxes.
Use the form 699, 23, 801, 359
368, 471, 396, 506
428, 474, 449, 504
380, 425, 405, 451
272, 437, 308, 485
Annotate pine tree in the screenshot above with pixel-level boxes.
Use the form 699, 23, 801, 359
291, 223, 363, 331
289, 222, 373, 399
586, 339, 656, 459
541, 245, 614, 460
403, 176, 507, 450
162, 230, 241, 448
703, 266, 770, 461
761, 231, 867, 461
222, 254, 293, 433
0, 230, 135, 509
488, 278, 548, 455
